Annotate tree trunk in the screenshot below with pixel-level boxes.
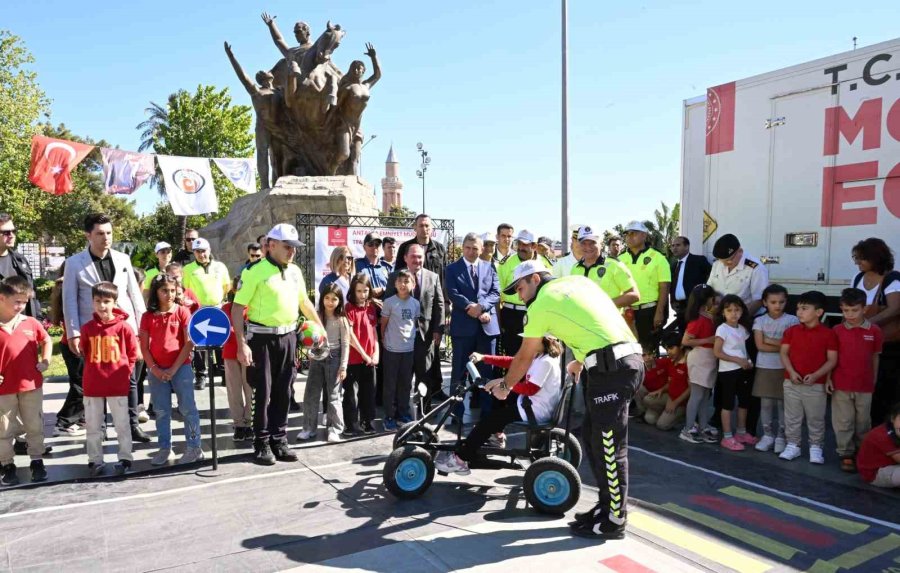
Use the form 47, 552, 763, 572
178, 215, 187, 246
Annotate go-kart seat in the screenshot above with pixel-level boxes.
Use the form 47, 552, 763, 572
512, 376, 575, 430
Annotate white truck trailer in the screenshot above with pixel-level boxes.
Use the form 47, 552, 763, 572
681, 37, 900, 310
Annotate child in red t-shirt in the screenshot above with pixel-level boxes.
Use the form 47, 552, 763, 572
681, 284, 719, 444
222, 276, 252, 443
343, 274, 380, 435
827, 288, 884, 472
779, 291, 838, 464
139, 273, 203, 466
856, 403, 900, 488
0, 277, 51, 485
652, 332, 689, 431
80, 282, 140, 476
633, 351, 669, 423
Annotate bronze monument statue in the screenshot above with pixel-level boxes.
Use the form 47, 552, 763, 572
224, 12, 381, 184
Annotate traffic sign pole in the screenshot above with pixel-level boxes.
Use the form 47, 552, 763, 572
207, 348, 219, 470
188, 307, 232, 474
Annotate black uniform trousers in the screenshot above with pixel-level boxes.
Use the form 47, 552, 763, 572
55, 344, 84, 428
582, 352, 644, 523
633, 304, 661, 353
247, 332, 296, 445
499, 307, 527, 357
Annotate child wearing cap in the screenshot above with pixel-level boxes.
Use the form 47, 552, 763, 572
142, 242, 173, 301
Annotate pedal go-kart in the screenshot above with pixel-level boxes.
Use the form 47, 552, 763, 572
383, 361, 582, 515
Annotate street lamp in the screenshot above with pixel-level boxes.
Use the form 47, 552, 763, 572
416, 142, 431, 212
358, 134, 377, 179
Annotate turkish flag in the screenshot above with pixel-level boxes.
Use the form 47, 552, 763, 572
705, 82, 736, 155
28, 135, 95, 195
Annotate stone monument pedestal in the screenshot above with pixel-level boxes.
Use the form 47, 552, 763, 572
201, 175, 378, 271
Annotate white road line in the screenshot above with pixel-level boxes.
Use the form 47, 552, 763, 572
0, 460, 355, 521
629, 445, 900, 532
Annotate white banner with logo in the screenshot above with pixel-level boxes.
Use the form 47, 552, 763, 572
212, 158, 256, 194
313, 226, 449, 297
157, 155, 218, 216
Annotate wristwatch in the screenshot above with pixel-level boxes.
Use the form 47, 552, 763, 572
500, 380, 509, 392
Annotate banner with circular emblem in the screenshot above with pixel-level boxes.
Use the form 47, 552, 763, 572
157, 154, 219, 216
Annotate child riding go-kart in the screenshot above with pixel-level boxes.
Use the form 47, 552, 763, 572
383, 338, 582, 515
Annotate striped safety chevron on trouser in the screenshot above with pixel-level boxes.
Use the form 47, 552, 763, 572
602, 429, 625, 525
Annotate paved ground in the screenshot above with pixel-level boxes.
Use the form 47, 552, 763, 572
1, 364, 898, 572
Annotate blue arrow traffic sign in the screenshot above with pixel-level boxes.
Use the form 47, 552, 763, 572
188, 306, 232, 348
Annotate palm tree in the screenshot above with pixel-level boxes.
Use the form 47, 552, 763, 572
136, 96, 183, 239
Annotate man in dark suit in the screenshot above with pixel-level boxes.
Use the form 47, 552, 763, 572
445, 233, 500, 421
385, 243, 445, 412
668, 235, 711, 333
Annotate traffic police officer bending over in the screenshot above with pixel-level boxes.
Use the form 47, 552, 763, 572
233, 224, 324, 466
485, 261, 643, 539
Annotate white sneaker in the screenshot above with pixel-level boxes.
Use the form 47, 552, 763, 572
150, 449, 172, 466
434, 452, 471, 476
755, 435, 775, 452
773, 437, 787, 454
327, 429, 341, 442
53, 424, 86, 437
137, 409, 150, 424
296, 429, 316, 441
809, 446, 825, 465
779, 443, 802, 461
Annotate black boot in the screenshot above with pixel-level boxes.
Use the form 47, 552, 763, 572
253, 441, 276, 466
30, 460, 48, 482
570, 512, 627, 540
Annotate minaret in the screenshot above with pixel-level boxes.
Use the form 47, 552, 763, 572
381, 144, 403, 213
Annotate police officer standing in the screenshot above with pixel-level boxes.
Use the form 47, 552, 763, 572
497, 229, 541, 357
619, 221, 671, 352
485, 261, 643, 539
571, 226, 640, 309
233, 224, 324, 466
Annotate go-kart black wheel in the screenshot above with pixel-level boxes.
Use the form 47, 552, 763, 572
383, 446, 435, 499
549, 428, 583, 468
523, 457, 581, 515
393, 422, 436, 449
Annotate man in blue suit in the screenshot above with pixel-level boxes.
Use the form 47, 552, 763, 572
446, 232, 501, 422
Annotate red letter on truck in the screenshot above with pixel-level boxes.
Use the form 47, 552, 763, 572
823, 99, 882, 156
821, 161, 879, 226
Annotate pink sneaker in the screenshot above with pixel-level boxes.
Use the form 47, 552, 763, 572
735, 432, 759, 446
720, 437, 745, 451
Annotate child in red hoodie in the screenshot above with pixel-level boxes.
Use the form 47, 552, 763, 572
80, 282, 139, 476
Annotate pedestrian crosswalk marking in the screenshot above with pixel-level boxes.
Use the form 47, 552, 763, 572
628, 511, 770, 573
599, 555, 656, 573
662, 503, 803, 561
804, 533, 900, 573
719, 486, 869, 535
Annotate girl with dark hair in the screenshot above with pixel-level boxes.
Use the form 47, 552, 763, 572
679, 284, 720, 444
343, 273, 380, 435
714, 294, 756, 451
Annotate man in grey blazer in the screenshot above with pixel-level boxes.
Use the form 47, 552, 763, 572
63, 213, 149, 442
385, 243, 445, 413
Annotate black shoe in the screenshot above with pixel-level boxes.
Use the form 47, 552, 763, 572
569, 518, 626, 540
244, 427, 256, 441
132, 427, 152, 443
114, 459, 131, 476
30, 460, 47, 482
233, 427, 246, 442
194, 376, 207, 390
253, 442, 276, 466
570, 503, 605, 527
289, 400, 302, 413
361, 421, 376, 435
271, 441, 298, 462
13, 442, 51, 456
1, 463, 19, 486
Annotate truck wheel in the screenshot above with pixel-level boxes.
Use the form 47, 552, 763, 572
393, 422, 435, 449
549, 428, 583, 468
524, 457, 581, 515
383, 446, 435, 499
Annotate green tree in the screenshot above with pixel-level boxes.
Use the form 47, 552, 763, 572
0, 30, 51, 239
378, 204, 417, 226
605, 201, 680, 258
136, 85, 253, 237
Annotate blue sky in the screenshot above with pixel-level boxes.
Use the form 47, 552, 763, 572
7, 1, 899, 241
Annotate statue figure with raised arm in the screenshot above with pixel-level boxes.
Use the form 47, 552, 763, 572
326, 43, 381, 175
224, 41, 289, 188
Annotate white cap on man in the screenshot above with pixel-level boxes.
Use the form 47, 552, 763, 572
502, 259, 549, 295
267, 223, 305, 247
191, 238, 210, 251
154, 241, 172, 253
515, 229, 535, 244
481, 231, 497, 244
576, 225, 601, 243
624, 220, 650, 234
